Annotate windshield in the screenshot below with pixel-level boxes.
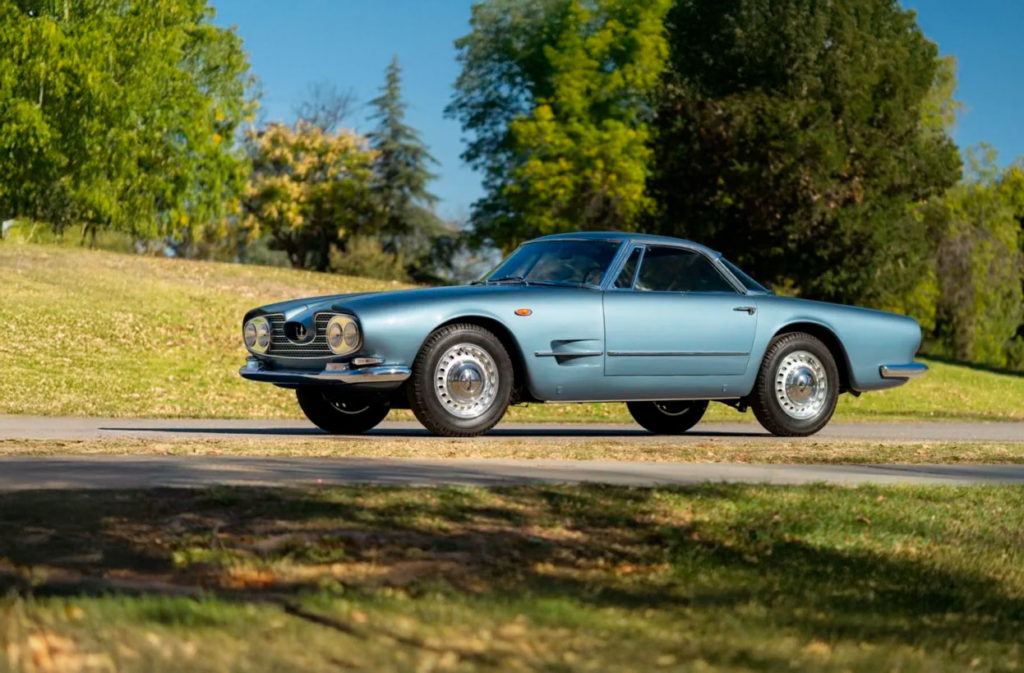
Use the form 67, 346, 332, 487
484, 240, 621, 287
722, 258, 770, 293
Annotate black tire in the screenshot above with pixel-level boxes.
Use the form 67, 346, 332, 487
407, 323, 513, 437
296, 387, 390, 434
749, 332, 839, 437
627, 400, 709, 434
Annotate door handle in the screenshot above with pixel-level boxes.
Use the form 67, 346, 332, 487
733, 306, 756, 315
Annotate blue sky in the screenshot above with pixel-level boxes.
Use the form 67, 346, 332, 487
211, 0, 1024, 220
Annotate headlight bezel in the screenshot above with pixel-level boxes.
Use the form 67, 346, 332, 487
243, 316, 271, 354
326, 313, 361, 356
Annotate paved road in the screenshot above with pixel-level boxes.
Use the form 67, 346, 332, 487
0, 456, 1022, 490
1, 415, 1022, 442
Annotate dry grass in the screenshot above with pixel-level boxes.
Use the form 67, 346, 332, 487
2, 436, 1022, 464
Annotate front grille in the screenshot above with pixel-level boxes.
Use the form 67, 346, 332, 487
266, 312, 340, 359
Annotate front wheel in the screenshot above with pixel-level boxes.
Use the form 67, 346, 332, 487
749, 332, 839, 437
627, 400, 709, 434
296, 387, 390, 434
407, 323, 513, 437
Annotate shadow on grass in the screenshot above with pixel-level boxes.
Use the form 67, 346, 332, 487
0, 484, 1021, 657
920, 353, 1024, 379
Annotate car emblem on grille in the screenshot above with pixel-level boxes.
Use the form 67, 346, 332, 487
284, 320, 315, 345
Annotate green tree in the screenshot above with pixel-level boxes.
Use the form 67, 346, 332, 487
448, 0, 670, 250
919, 148, 1023, 367
648, 0, 961, 306
243, 121, 377, 271
0, 0, 251, 242
996, 162, 1024, 368
366, 56, 458, 282
368, 57, 439, 246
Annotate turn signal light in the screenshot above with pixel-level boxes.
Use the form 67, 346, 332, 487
514, 308, 532, 316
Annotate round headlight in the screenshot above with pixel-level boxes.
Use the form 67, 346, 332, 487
326, 314, 360, 355
244, 316, 270, 354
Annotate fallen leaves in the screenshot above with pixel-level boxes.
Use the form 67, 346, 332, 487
7, 631, 112, 673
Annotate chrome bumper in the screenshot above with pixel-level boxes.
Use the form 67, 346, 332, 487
879, 362, 928, 379
239, 357, 411, 385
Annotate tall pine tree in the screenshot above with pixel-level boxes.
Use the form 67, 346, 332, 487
367, 56, 440, 257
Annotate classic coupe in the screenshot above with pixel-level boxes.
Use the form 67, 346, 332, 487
240, 232, 926, 437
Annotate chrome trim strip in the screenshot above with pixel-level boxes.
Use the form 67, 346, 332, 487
879, 363, 928, 379
239, 358, 410, 384
606, 350, 749, 357
534, 351, 604, 358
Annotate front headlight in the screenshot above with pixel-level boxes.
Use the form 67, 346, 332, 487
326, 314, 360, 355
243, 316, 271, 354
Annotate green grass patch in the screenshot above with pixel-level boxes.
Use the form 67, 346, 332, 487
1, 484, 1022, 671
2, 242, 1021, 422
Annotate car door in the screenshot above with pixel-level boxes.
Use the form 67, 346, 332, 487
603, 244, 758, 376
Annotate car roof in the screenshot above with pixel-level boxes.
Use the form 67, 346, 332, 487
529, 231, 721, 258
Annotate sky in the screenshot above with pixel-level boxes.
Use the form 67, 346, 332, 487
211, 0, 1024, 221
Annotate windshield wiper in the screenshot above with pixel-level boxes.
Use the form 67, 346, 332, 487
522, 279, 587, 288
487, 274, 528, 285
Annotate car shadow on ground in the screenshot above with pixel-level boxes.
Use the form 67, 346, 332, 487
98, 426, 770, 439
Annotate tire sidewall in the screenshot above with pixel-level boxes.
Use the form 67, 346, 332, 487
410, 325, 513, 435
296, 387, 390, 434
627, 400, 708, 434
756, 334, 839, 435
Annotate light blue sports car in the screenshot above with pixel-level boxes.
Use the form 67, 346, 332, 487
240, 232, 926, 437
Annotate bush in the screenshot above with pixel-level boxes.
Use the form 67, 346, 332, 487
328, 236, 408, 281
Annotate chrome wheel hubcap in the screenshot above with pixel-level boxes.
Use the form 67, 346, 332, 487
774, 350, 828, 420
434, 343, 499, 419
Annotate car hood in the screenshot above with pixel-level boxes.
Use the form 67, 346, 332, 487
247, 284, 559, 321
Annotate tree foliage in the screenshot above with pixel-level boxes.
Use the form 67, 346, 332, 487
243, 122, 377, 271
0, 0, 252, 241
243, 61, 459, 282
449, 0, 670, 250
368, 56, 457, 282
647, 0, 962, 306
917, 148, 1024, 367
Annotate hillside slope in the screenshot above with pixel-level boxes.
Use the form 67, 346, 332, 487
1, 243, 1020, 421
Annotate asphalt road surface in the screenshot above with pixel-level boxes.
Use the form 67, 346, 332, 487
1, 416, 1021, 489
0, 456, 1022, 490
1, 415, 1022, 442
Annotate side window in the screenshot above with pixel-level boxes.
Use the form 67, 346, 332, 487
612, 247, 642, 289
635, 246, 736, 293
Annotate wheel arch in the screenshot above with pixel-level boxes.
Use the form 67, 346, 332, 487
771, 321, 854, 394
429, 315, 536, 403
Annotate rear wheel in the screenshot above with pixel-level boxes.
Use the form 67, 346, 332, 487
407, 323, 513, 437
296, 387, 390, 434
749, 332, 839, 437
627, 400, 709, 434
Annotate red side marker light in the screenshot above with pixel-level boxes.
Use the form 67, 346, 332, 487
515, 308, 533, 316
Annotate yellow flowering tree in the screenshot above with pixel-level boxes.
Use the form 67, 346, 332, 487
243, 121, 378, 271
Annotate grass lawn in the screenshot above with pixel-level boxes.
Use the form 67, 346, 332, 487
3, 437, 1024, 463
1, 483, 1022, 672
2, 242, 1022, 422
